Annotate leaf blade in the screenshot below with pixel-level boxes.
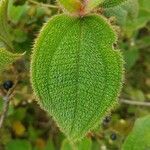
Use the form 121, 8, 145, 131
0, 0, 13, 49
0, 48, 22, 71
104, 0, 139, 26
85, 0, 104, 13
122, 115, 150, 150
31, 14, 124, 141
101, 0, 128, 8
61, 138, 92, 150
58, 0, 82, 14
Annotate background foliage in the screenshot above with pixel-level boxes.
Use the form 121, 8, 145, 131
0, 0, 150, 149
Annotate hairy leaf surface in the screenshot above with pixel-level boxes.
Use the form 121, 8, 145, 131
31, 14, 123, 141
0, 48, 21, 71
101, 0, 128, 8
104, 0, 139, 26
0, 0, 13, 49
122, 115, 150, 150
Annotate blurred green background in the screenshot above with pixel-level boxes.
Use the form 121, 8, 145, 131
0, 0, 150, 149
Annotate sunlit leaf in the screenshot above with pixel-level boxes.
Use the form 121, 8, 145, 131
31, 14, 124, 141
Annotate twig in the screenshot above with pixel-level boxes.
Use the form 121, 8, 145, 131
0, 77, 18, 128
28, 0, 59, 9
120, 99, 150, 107
0, 96, 10, 128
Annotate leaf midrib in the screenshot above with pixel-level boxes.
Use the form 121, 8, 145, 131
69, 19, 83, 135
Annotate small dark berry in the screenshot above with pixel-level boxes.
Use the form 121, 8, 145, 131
103, 116, 111, 123
3, 80, 14, 91
102, 116, 111, 127
110, 133, 117, 140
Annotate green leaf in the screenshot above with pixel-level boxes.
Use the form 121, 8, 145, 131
124, 0, 150, 36
122, 115, 150, 150
139, 0, 150, 11
58, 0, 82, 14
104, 6, 128, 26
78, 138, 92, 150
6, 139, 32, 150
91, 141, 100, 150
103, 0, 150, 37
31, 14, 124, 141
85, 0, 104, 13
61, 139, 72, 150
8, 0, 29, 24
123, 48, 139, 70
0, 97, 3, 112
61, 138, 92, 150
0, 0, 13, 49
0, 48, 22, 71
104, 0, 139, 26
12, 107, 26, 121
101, 0, 128, 8
12, 28, 27, 43
45, 139, 55, 150
0, 0, 9, 37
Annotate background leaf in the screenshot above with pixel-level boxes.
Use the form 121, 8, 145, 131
61, 138, 92, 150
85, 0, 104, 13
0, 48, 22, 71
61, 139, 72, 150
6, 139, 32, 150
124, 0, 150, 36
104, 0, 139, 26
44, 139, 55, 150
122, 115, 150, 150
123, 48, 139, 70
58, 0, 82, 14
0, 97, 3, 112
101, 0, 128, 8
8, 0, 29, 24
0, 0, 13, 49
